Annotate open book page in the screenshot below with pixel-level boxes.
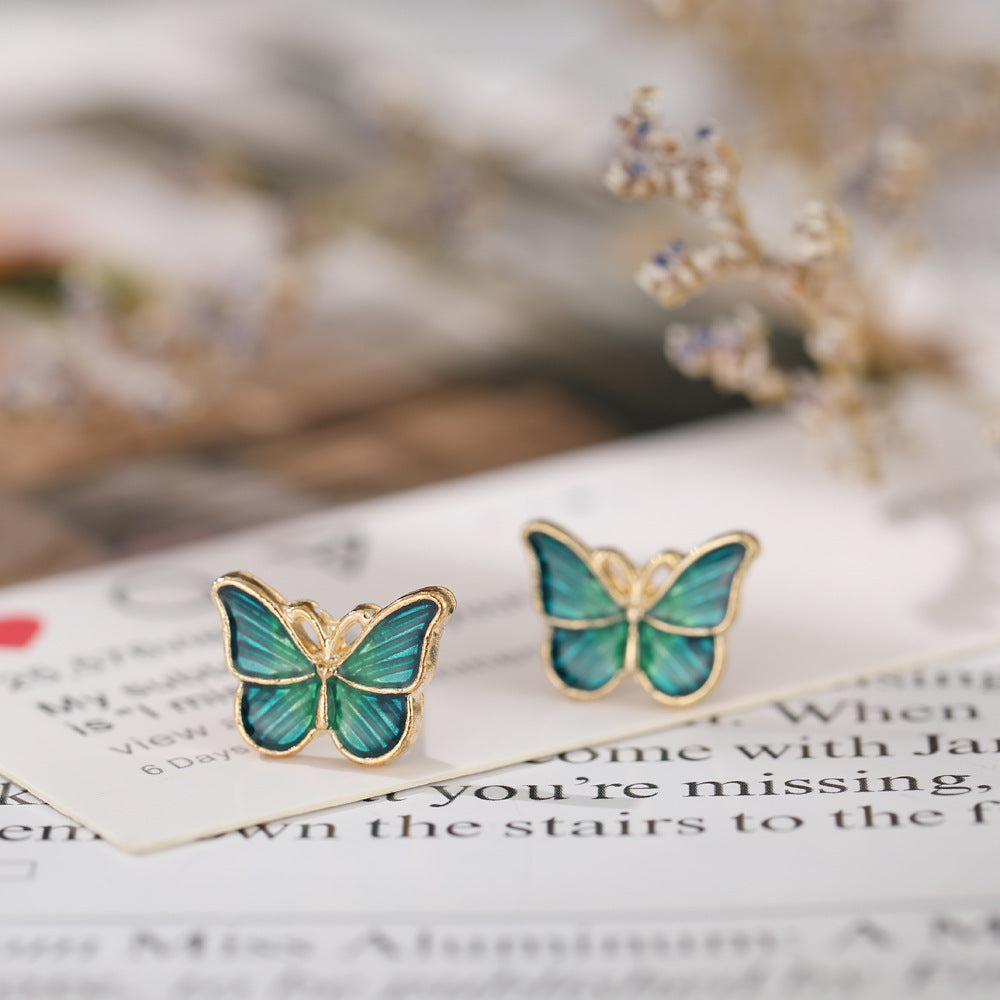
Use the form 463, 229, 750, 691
0, 392, 998, 851
2, 643, 999, 998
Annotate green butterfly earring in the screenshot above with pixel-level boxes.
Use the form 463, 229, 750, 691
212, 572, 455, 764
523, 521, 759, 706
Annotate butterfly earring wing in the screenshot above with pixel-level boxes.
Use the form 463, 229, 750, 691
524, 522, 631, 698
215, 575, 455, 763
636, 533, 759, 704
329, 588, 455, 764
213, 575, 323, 755
525, 521, 758, 706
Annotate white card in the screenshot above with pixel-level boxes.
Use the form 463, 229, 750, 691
0, 391, 997, 852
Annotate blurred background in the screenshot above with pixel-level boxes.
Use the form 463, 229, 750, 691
1, 0, 998, 587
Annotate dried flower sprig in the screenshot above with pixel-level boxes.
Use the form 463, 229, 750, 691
606, 87, 951, 477
648, 0, 1000, 223
0, 93, 494, 433
0, 256, 275, 420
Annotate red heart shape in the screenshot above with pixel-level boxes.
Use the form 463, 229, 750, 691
0, 616, 41, 649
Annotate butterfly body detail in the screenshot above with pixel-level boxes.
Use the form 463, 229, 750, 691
212, 572, 455, 764
523, 522, 758, 705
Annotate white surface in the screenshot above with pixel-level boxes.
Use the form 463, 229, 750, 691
0, 392, 997, 852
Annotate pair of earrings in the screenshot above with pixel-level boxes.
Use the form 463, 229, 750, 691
213, 522, 759, 766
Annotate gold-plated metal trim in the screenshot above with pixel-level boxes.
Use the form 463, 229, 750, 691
522, 520, 759, 706
211, 572, 455, 765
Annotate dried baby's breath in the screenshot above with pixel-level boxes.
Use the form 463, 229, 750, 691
607, 89, 956, 478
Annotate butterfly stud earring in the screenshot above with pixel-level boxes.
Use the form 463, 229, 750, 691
523, 521, 758, 706
212, 572, 455, 764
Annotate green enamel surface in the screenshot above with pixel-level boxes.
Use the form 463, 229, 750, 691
550, 623, 628, 692
648, 542, 748, 630
637, 624, 715, 698
331, 681, 409, 759
241, 677, 320, 752
527, 530, 623, 621
338, 598, 438, 690
217, 584, 314, 681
